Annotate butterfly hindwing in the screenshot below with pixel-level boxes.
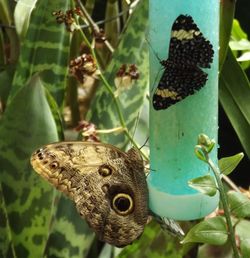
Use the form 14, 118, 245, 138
153, 14, 214, 110
153, 62, 207, 110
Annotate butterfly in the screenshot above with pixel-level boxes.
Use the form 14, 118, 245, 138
152, 14, 214, 110
30, 141, 184, 247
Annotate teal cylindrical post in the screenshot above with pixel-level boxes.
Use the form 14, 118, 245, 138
148, 0, 219, 220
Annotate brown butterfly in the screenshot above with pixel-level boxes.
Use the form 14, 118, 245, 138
30, 141, 149, 247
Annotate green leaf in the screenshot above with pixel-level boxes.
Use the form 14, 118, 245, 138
235, 219, 250, 258
0, 185, 15, 258
105, 0, 119, 48
240, 238, 250, 258
0, 74, 58, 258
206, 141, 216, 154
44, 88, 64, 140
227, 191, 250, 218
0, 29, 5, 66
14, 0, 38, 38
194, 145, 207, 162
188, 175, 217, 197
231, 19, 248, 41
181, 217, 228, 245
219, 0, 236, 69
0, 65, 15, 103
219, 49, 250, 158
0, 0, 13, 25
230, 39, 250, 51
44, 196, 94, 258
218, 153, 244, 175
230, 19, 250, 70
237, 51, 250, 62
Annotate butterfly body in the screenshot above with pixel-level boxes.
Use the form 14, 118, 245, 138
153, 14, 214, 110
30, 141, 148, 247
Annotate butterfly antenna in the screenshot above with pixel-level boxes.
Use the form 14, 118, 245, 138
139, 136, 149, 150
145, 37, 161, 63
128, 111, 141, 150
133, 111, 140, 138
144, 38, 166, 94
150, 67, 164, 94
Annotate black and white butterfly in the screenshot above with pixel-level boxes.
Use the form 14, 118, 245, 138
152, 14, 214, 110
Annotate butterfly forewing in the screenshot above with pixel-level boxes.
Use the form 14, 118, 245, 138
168, 15, 214, 68
153, 14, 214, 110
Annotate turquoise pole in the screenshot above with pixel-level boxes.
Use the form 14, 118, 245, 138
148, 0, 219, 220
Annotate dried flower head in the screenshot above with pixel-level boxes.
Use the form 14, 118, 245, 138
75, 120, 100, 142
93, 28, 106, 48
52, 7, 82, 32
128, 64, 140, 80
69, 54, 99, 84
114, 64, 140, 97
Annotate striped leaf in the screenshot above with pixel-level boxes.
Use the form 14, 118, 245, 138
8, 0, 70, 107
0, 75, 58, 258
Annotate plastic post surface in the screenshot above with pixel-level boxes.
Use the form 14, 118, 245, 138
148, 0, 220, 220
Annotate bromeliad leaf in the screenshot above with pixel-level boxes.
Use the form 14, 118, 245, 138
0, 185, 15, 258
0, 74, 58, 258
227, 191, 250, 218
188, 175, 217, 197
219, 0, 235, 69
218, 153, 244, 176
44, 196, 94, 258
181, 216, 228, 245
219, 49, 250, 158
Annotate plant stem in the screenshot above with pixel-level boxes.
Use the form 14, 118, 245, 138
206, 156, 240, 258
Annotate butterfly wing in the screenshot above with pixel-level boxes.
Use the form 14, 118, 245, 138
153, 62, 207, 110
153, 14, 214, 110
168, 14, 214, 68
153, 214, 185, 238
30, 141, 149, 247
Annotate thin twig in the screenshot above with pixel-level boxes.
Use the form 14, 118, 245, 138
222, 174, 241, 193
76, 0, 114, 53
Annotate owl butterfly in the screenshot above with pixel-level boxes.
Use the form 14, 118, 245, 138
152, 14, 214, 110
30, 141, 183, 247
